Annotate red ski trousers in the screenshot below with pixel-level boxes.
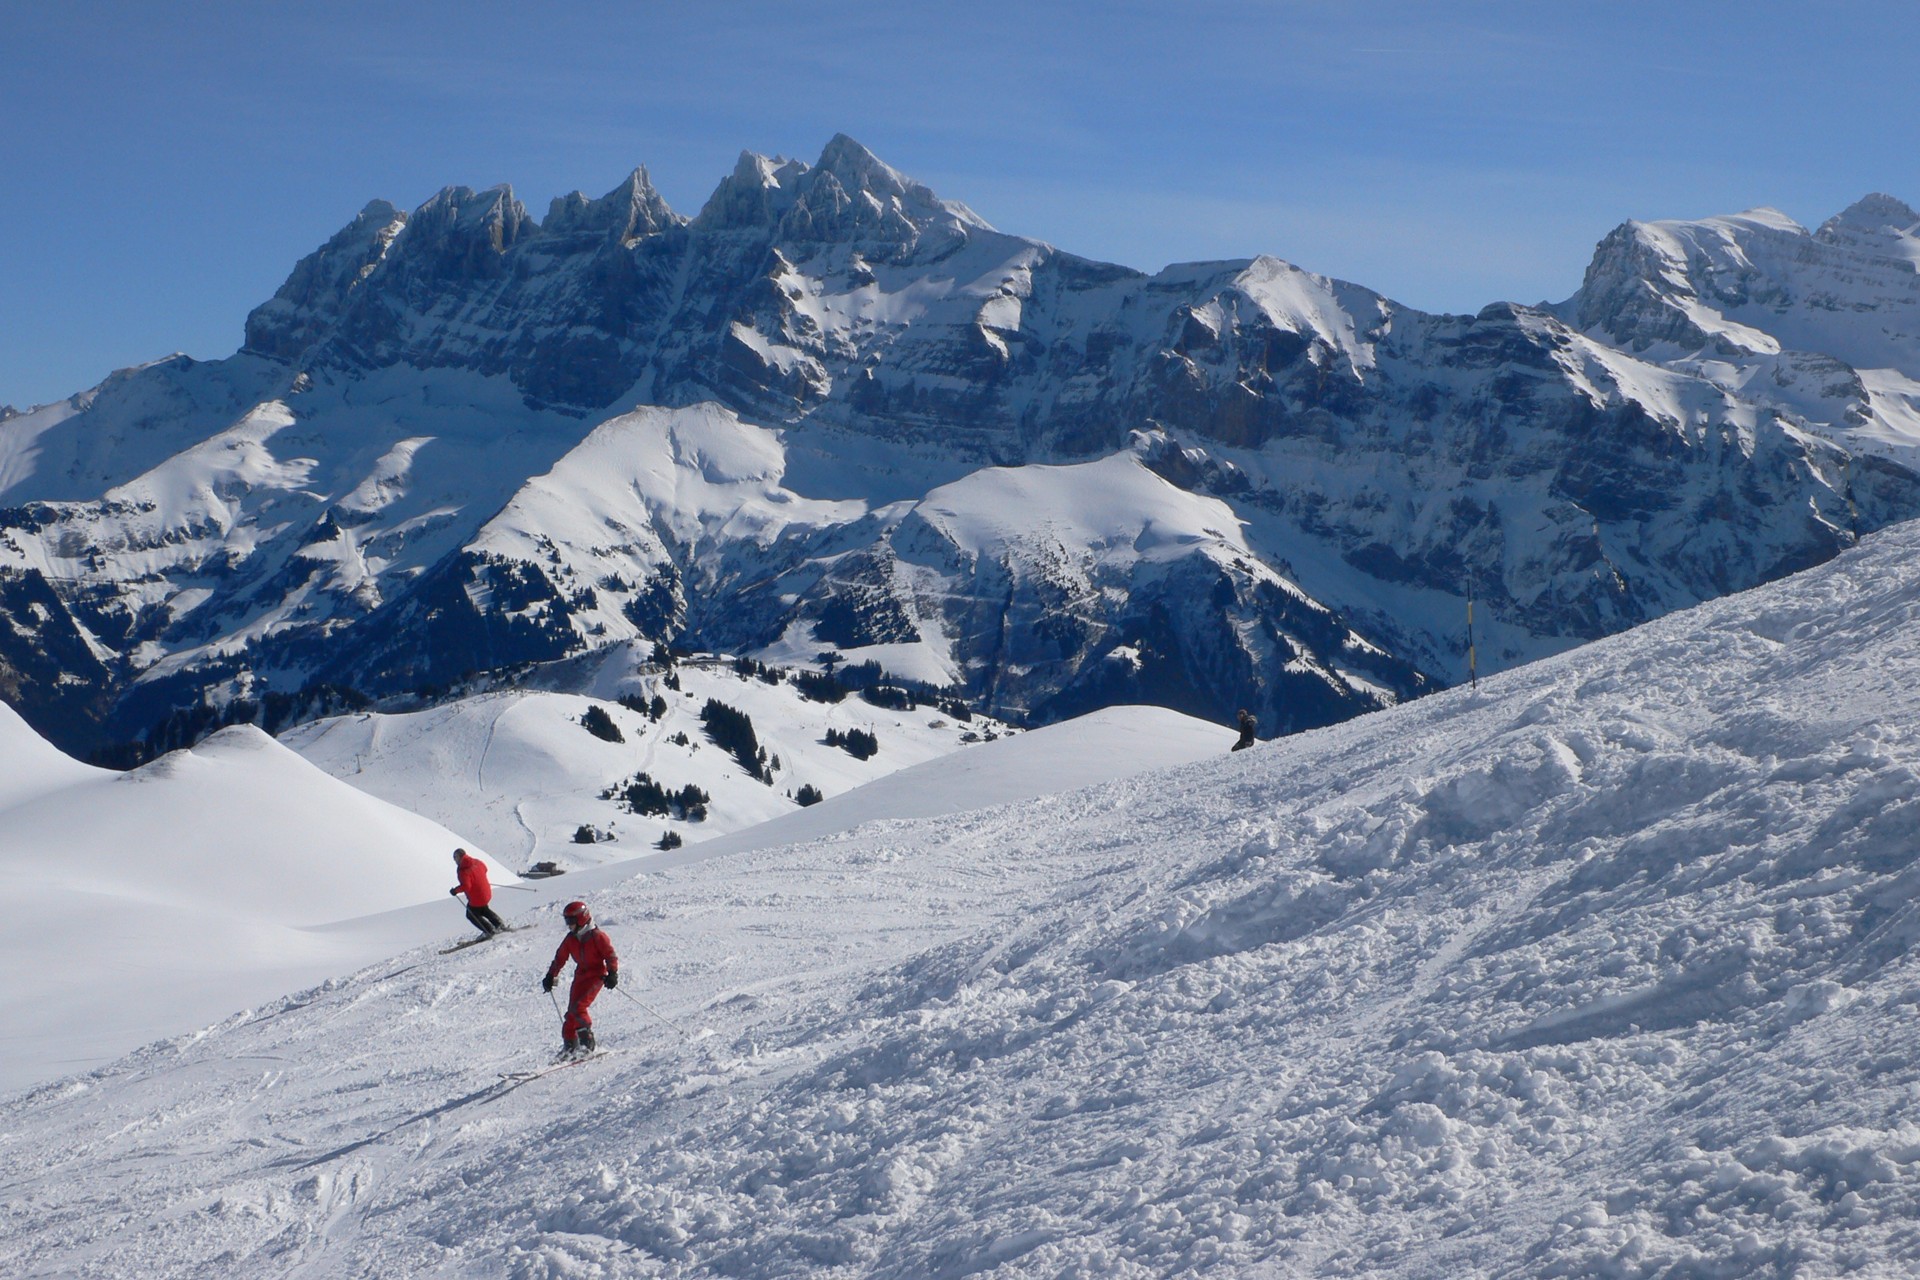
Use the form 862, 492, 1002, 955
563, 974, 604, 1040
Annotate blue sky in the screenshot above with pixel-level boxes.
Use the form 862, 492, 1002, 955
3, 1, 1916, 408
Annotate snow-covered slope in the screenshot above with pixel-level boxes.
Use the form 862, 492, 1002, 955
0, 698, 97, 806
279, 654, 1024, 869
661, 702, 1235, 863
0, 716, 507, 1091
9, 513, 1920, 1274
0, 701, 1222, 1096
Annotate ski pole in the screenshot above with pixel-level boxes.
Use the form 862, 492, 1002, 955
611, 984, 696, 1042
547, 986, 563, 1024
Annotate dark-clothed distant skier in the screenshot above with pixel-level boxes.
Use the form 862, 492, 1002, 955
541, 900, 619, 1056
1232, 708, 1257, 751
450, 849, 507, 937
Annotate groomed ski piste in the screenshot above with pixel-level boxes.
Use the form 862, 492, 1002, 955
0, 702, 1226, 1095
7, 522, 1920, 1276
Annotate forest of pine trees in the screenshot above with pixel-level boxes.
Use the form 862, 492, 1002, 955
701, 698, 773, 782
824, 726, 880, 760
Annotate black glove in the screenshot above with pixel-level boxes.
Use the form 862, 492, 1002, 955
448, 887, 459, 896
541, 975, 555, 993
605, 970, 619, 989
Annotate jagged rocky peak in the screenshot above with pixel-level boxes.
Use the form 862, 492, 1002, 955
814, 132, 983, 226
691, 135, 985, 256
345, 182, 534, 291
404, 183, 534, 254
793, 133, 988, 251
693, 150, 812, 232
1560, 214, 1740, 351
244, 199, 409, 360
1564, 193, 1920, 356
347, 197, 408, 234
544, 167, 680, 243
1821, 192, 1920, 233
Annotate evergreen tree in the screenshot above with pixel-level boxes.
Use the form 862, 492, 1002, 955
794, 668, 847, 703
602, 771, 711, 820
701, 698, 771, 781
580, 704, 625, 743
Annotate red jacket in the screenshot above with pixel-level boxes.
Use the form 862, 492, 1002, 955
547, 926, 617, 983
453, 856, 492, 908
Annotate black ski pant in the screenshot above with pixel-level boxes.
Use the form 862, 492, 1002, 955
466, 904, 507, 935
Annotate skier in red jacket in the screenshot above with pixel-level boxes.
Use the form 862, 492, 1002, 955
541, 900, 619, 1056
450, 849, 507, 938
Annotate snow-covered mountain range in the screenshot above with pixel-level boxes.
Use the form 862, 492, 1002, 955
9, 480, 1920, 1277
4, 137, 1918, 756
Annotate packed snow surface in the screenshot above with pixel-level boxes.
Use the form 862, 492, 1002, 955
10, 519, 1920, 1274
0, 702, 1223, 1096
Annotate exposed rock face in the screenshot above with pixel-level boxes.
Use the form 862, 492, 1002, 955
244, 200, 408, 361
4, 138, 1918, 755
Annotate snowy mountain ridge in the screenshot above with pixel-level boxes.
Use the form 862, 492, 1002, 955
1563, 193, 1920, 458
4, 138, 1919, 760
9, 490, 1920, 1276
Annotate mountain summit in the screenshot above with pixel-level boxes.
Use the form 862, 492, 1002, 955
3, 139, 1918, 758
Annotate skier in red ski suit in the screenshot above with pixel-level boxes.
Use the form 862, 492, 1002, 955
541, 900, 618, 1055
450, 849, 507, 937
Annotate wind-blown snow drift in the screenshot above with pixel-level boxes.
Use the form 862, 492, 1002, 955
8, 518, 1920, 1274
0, 714, 505, 1090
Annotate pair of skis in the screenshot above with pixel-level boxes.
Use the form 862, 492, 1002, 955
500, 1048, 614, 1082
438, 925, 520, 954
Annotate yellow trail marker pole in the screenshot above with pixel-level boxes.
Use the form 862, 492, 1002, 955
1467, 589, 1477, 692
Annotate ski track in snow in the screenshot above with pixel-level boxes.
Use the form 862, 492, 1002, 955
11, 526, 1920, 1274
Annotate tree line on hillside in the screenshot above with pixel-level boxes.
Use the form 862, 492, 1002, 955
701, 698, 776, 783
600, 770, 711, 821
87, 640, 976, 774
